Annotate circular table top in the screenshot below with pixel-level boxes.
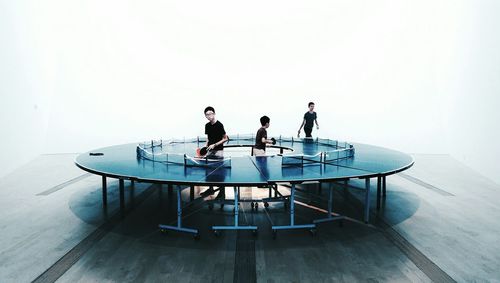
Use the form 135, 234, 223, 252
75, 138, 414, 186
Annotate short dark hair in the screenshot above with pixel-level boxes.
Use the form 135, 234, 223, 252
204, 106, 215, 114
308, 102, 315, 107
260, 115, 270, 126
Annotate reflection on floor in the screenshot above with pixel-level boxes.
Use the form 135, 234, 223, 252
0, 154, 499, 282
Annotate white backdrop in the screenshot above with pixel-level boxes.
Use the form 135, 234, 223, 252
40, 0, 448, 153
1, 1, 499, 183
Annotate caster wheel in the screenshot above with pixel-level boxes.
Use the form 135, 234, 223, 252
194, 233, 200, 240
220, 204, 224, 210
251, 202, 255, 209
264, 202, 269, 208
309, 229, 317, 237
208, 203, 214, 210
160, 229, 167, 234
272, 230, 277, 240
214, 230, 220, 237
254, 203, 258, 210
252, 230, 258, 237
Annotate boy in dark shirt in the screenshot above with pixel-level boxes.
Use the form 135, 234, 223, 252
253, 116, 275, 156
204, 106, 228, 158
297, 102, 319, 138
200, 106, 229, 197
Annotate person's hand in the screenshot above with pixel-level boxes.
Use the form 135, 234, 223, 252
207, 144, 215, 151
316, 126, 319, 130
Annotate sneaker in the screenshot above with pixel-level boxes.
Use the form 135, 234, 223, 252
200, 187, 215, 197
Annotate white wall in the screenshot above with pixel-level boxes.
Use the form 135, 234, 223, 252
38, 0, 448, 154
0, 2, 52, 177
1, 1, 499, 183
438, 1, 500, 184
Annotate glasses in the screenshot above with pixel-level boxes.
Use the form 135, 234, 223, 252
205, 112, 215, 117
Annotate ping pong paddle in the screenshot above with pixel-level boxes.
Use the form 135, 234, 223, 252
271, 138, 276, 145
89, 152, 104, 156
196, 146, 209, 157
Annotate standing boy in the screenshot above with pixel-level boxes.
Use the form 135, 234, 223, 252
200, 106, 229, 197
204, 106, 228, 158
254, 116, 275, 156
297, 102, 319, 138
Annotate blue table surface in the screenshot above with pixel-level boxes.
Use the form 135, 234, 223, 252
75, 141, 414, 186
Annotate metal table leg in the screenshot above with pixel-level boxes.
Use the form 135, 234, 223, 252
119, 179, 125, 211
376, 176, 381, 210
313, 182, 345, 224
364, 178, 371, 223
159, 185, 199, 238
212, 186, 258, 234
272, 183, 316, 238
102, 176, 107, 207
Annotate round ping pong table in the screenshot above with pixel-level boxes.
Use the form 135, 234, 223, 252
75, 136, 414, 239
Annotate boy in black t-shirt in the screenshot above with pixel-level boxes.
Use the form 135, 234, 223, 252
253, 116, 275, 156
297, 102, 319, 138
204, 106, 228, 158
200, 106, 229, 197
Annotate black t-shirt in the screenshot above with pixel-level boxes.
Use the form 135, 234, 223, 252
205, 120, 226, 150
304, 111, 317, 129
255, 127, 267, 150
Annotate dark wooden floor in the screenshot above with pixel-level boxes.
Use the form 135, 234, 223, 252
1, 154, 499, 282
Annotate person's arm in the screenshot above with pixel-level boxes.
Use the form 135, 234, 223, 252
262, 137, 276, 146
219, 134, 229, 146
261, 137, 271, 147
315, 119, 319, 129
205, 124, 209, 147
208, 134, 228, 150
297, 119, 306, 137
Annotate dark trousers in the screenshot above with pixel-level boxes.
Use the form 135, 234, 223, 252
304, 127, 313, 137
